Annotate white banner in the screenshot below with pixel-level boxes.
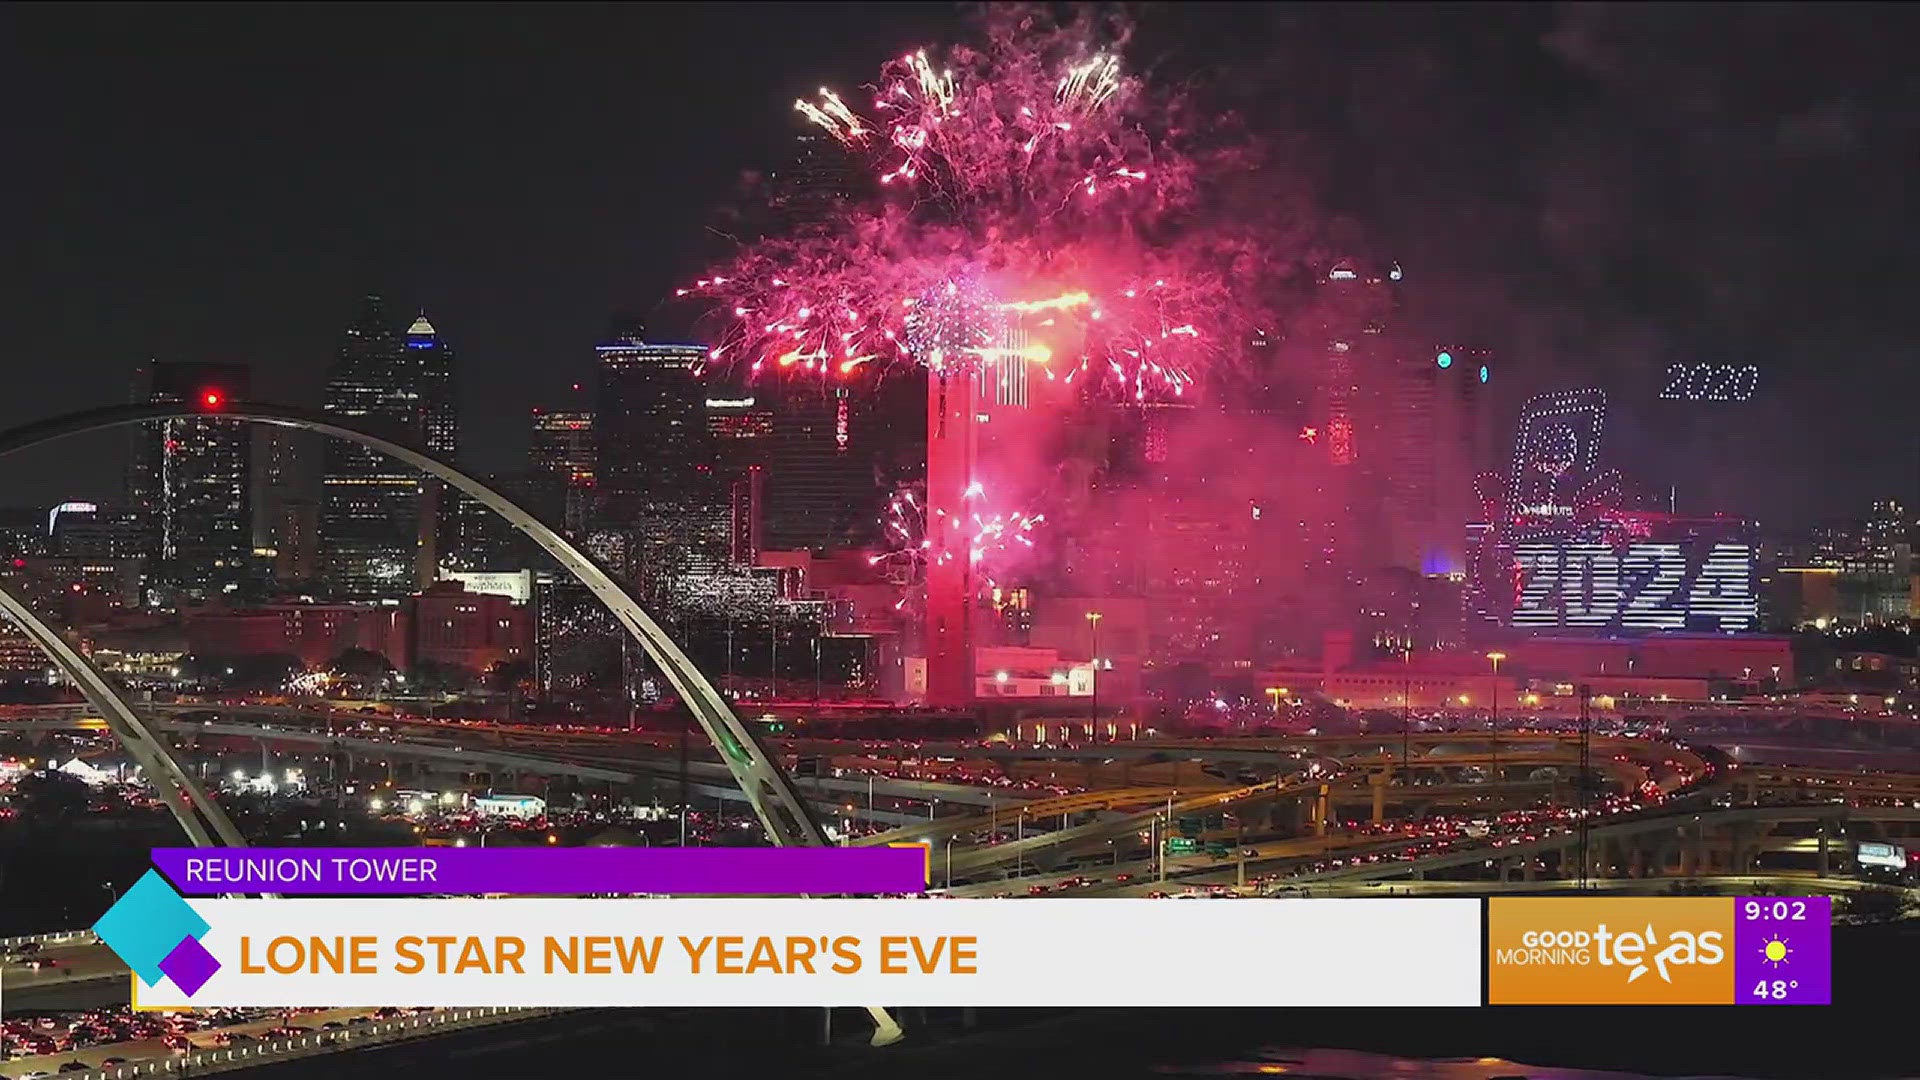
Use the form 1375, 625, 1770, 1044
134, 898, 1481, 1008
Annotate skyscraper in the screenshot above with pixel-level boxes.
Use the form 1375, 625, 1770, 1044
593, 321, 725, 588
762, 382, 878, 553
1314, 259, 1403, 573
765, 132, 862, 239
250, 424, 320, 585
403, 314, 478, 575
923, 367, 979, 705
126, 360, 252, 599
704, 393, 772, 564
1382, 344, 1494, 576
529, 407, 595, 538
319, 294, 423, 599
1318, 258, 1401, 471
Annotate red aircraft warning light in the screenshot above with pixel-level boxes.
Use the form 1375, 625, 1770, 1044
200, 389, 225, 409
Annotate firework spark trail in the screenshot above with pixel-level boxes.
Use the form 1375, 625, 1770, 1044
868, 481, 1042, 610
869, 485, 930, 580
688, 7, 1268, 401
794, 88, 867, 144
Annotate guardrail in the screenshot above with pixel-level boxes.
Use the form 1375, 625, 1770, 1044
58, 1007, 562, 1080
0, 930, 95, 949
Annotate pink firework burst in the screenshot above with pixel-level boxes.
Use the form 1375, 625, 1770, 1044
870, 482, 931, 614
685, 6, 1268, 401
868, 479, 1044, 613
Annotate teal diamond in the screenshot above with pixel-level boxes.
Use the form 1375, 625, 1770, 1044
92, 869, 210, 986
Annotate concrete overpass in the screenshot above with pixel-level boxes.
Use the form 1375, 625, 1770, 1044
1217, 802, 1920, 894
0, 714, 1003, 830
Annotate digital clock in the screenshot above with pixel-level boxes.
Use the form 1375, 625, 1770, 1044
1742, 899, 1809, 922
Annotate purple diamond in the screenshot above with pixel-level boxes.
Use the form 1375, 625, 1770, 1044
158, 935, 220, 997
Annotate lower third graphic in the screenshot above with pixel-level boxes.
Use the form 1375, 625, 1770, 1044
93, 868, 221, 996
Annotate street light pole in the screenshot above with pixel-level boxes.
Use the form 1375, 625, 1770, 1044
1086, 612, 1103, 744
1577, 682, 1592, 890
1486, 651, 1506, 818
1160, 793, 1172, 883
1401, 646, 1413, 785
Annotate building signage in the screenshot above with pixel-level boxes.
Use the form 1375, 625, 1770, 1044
473, 795, 546, 819
1856, 842, 1907, 870
1510, 541, 1757, 632
440, 570, 532, 604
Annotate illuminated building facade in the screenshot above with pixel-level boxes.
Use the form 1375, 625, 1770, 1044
2, 557, 143, 625
528, 408, 594, 537
532, 570, 618, 695
923, 369, 978, 705
180, 582, 527, 676
1796, 499, 1915, 625
251, 425, 313, 576
763, 384, 874, 552
1317, 258, 1401, 472
410, 579, 531, 675
404, 315, 478, 575
51, 504, 143, 561
320, 294, 430, 599
1384, 344, 1494, 576
593, 323, 726, 586
703, 395, 772, 565
127, 360, 253, 599
1143, 483, 1256, 662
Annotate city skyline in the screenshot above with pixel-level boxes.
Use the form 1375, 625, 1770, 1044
0, 3, 1906, 709
0, 10, 1915, 1078
0, 4, 1914, 527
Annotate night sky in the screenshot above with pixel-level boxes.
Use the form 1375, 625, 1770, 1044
2, 2, 1914, 528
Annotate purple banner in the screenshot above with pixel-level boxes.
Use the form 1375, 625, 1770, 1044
152, 847, 927, 896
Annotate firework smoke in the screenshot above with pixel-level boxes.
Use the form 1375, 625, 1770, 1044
686, 5, 1272, 402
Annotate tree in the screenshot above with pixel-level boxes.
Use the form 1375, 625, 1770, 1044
487, 659, 532, 693
232, 653, 304, 691
329, 647, 392, 677
328, 648, 394, 693
13, 769, 90, 818
408, 660, 475, 694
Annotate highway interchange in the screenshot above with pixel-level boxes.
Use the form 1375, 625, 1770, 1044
3, 697, 1919, 1076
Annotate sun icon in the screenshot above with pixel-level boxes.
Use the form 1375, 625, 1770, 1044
1761, 936, 1792, 968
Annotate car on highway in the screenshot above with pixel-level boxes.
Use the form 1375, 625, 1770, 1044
162, 1034, 193, 1053
57, 1063, 88, 1074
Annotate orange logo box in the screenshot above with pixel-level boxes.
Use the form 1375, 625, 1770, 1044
1488, 897, 1734, 1005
